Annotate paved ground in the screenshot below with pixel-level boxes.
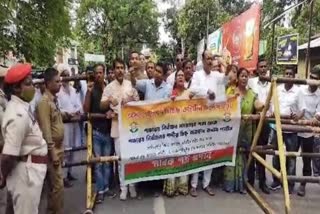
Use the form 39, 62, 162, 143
39, 151, 320, 214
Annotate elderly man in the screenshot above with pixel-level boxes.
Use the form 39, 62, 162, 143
57, 66, 82, 185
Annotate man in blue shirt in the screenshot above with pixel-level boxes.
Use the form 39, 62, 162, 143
131, 62, 171, 101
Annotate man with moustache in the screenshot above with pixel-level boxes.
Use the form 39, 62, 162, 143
100, 58, 139, 201
189, 49, 230, 197
247, 58, 271, 194
36, 68, 71, 214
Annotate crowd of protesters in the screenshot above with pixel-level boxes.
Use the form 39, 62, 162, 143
1, 49, 320, 214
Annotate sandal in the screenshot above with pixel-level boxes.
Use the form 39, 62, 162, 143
190, 188, 198, 197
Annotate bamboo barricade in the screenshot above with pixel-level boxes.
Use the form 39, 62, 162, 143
245, 77, 320, 214
49, 74, 320, 213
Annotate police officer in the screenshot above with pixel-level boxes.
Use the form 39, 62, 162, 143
36, 67, 68, 214
0, 63, 48, 214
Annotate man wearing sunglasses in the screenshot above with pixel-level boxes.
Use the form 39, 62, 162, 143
167, 54, 184, 86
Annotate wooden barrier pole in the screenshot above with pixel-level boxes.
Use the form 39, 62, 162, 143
33, 74, 88, 84
252, 152, 281, 179
242, 114, 320, 127
260, 76, 320, 86
63, 156, 119, 168
272, 80, 291, 214
253, 149, 320, 158
85, 120, 95, 212
64, 146, 87, 153
245, 79, 275, 214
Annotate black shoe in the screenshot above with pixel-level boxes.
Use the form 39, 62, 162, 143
103, 189, 116, 198
63, 178, 73, 188
95, 193, 104, 204
270, 182, 281, 191
297, 185, 306, 197
67, 173, 77, 181
289, 187, 294, 195
260, 184, 270, 194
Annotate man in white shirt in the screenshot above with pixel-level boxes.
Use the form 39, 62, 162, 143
307, 65, 320, 190
189, 50, 230, 197
166, 54, 184, 86
270, 66, 301, 194
247, 58, 271, 194
296, 66, 320, 197
100, 58, 140, 201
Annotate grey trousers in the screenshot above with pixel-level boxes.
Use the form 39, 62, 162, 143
0, 188, 14, 214
313, 137, 320, 176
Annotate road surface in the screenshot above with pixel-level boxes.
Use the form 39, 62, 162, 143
38, 151, 320, 214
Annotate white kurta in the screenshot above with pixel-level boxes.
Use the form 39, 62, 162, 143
57, 85, 83, 149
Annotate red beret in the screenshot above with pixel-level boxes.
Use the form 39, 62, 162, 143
5, 63, 32, 84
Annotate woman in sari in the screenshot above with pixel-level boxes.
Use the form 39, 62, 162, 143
163, 69, 192, 197
223, 67, 264, 194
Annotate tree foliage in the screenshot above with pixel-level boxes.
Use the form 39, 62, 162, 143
162, 0, 251, 59
162, 0, 320, 66
261, 0, 320, 74
0, 0, 71, 66
76, 0, 159, 65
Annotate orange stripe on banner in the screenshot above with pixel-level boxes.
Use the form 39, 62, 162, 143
125, 146, 234, 175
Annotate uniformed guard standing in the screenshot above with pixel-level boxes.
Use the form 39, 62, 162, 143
36, 67, 68, 214
0, 63, 48, 214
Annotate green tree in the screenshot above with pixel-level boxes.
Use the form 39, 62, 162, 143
261, 0, 320, 74
155, 43, 175, 63
177, 0, 230, 59
295, 0, 320, 43
0, 2, 14, 57
76, 0, 159, 64
0, 0, 71, 66
162, 0, 251, 59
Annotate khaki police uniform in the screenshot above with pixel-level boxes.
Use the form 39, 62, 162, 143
2, 95, 48, 214
36, 90, 65, 214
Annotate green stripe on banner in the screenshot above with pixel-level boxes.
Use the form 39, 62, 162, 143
125, 156, 232, 180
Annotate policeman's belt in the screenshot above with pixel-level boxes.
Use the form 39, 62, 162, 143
18, 155, 48, 164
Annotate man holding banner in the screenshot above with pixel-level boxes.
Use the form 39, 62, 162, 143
100, 58, 140, 201
189, 50, 230, 197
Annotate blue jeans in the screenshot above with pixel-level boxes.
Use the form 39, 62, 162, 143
272, 131, 298, 188
93, 130, 112, 193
